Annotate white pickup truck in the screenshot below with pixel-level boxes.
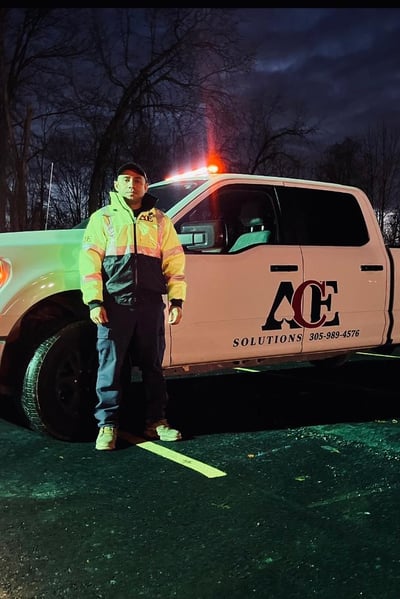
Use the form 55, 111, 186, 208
1, 168, 400, 440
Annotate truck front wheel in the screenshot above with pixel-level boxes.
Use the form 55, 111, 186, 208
20, 320, 98, 441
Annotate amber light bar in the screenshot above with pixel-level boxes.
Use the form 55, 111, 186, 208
165, 164, 220, 181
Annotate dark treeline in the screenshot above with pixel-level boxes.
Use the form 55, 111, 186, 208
1, 8, 400, 242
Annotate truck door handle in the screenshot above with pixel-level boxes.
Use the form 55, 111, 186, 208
270, 265, 299, 272
360, 265, 384, 271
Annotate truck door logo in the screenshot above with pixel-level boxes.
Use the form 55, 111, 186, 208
263, 280, 339, 331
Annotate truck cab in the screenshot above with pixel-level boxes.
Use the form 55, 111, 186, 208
163, 172, 393, 371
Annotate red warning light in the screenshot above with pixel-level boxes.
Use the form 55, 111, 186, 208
207, 153, 225, 173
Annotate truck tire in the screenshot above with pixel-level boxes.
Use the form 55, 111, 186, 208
20, 320, 98, 441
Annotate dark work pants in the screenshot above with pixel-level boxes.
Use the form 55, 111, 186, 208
95, 300, 168, 429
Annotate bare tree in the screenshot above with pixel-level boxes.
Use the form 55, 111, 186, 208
1, 8, 256, 227
314, 137, 364, 187
214, 89, 319, 177
360, 123, 400, 231
8, 8, 391, 233
83, 8, 252, 212
0, 8, 91, 231
0, 8, 15, 231
29, 126, 92, 229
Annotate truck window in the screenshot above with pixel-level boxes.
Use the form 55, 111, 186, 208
176, 184, 277, 253
276, 187, 370, 246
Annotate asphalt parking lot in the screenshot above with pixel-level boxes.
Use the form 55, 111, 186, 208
1, 354, 400, 599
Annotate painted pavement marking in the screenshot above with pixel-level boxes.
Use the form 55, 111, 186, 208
118, 431, 227, 478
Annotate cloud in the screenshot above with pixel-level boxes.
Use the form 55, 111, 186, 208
235, 8, 400, 144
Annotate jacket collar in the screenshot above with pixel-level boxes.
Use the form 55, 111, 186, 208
109, 191, 159, 213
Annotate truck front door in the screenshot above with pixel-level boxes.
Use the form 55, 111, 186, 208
167, 182, 304, 368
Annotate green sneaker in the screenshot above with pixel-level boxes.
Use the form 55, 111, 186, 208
144, 419, 182, 442
95, 426, 117, 450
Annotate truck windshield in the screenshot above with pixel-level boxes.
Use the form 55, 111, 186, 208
149, 178, 208, 213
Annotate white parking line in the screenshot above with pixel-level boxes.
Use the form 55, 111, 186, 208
357, 351, 400, 359
118, 431, 227, 478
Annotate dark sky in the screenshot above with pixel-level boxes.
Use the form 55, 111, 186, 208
236, 8, 400, 146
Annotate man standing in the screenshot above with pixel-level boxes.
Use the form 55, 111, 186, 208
79, 162, 186, 450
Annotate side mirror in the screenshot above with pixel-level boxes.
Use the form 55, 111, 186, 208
179, 220, 225, 251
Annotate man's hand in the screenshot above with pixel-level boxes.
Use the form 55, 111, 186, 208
168, 306, 182, 325
90, 306, 108, 324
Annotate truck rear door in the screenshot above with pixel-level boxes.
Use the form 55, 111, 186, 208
275, 183, 390, 355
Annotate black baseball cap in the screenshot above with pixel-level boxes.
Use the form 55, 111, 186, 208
116, 162, 148, 181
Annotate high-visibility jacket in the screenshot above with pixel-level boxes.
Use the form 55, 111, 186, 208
79, 190, 186, 309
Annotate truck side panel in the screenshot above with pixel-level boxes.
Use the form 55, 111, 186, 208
168, 246, 304, 366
